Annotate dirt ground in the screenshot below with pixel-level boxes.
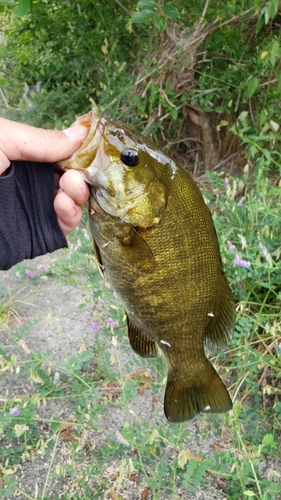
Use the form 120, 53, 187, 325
0, 250, 278, 500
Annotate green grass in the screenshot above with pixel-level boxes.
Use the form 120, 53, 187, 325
0, 175, 280, 499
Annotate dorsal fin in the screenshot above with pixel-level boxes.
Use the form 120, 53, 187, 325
126, 314, 157, 358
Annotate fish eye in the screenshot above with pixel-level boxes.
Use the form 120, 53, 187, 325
121, 148, 139, 167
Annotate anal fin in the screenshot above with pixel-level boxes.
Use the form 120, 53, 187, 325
126, 315, 157, 358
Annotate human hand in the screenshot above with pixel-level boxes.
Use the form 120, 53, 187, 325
0, 117, 90, 235
54, 169, 89, 236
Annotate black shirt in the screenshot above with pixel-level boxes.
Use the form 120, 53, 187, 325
0, 161, 67, 270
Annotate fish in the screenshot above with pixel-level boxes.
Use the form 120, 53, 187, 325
58, 108, 235, 423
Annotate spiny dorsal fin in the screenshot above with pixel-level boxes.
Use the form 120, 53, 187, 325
204, 273, 235, 353
126, 314, 157, 358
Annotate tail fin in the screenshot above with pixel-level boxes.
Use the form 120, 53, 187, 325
164, 360, 232, 423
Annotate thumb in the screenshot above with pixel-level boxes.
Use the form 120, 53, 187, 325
0, 117, 88, 166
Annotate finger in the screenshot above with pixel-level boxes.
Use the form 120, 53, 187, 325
54, 190, 82, 236
0, 150, 11, 175
59, 169, 90, 206
0, 117, 88, 164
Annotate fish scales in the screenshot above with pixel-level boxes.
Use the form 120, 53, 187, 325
59, 108, 235, 422
91, 177, 214, 345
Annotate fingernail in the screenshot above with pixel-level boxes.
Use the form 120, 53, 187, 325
63, 125, 88, 138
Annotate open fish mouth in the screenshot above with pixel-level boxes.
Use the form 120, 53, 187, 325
58, 109, 145, 217
57, 108, 106, 183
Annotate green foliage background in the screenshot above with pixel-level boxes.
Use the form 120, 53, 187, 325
1, 0, 281, 173
0, 0, 142, 126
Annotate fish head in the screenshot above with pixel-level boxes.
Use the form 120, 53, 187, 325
58, 108, 174, 227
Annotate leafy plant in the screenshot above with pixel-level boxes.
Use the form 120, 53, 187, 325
131, 0, 179, 32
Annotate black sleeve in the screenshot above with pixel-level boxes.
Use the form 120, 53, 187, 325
0, 160, 67, 271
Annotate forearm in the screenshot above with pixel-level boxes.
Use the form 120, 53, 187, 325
0, 161, 67, 270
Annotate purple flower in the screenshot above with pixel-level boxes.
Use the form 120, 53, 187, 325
25, 269, 39, 279
234, 254, 251, 268
9, 407, 20, 417
224, 178, 229, 188
227, 241, 236, 253
98, 298, 105, 307
107, 318, 119, 328
89, 321, 101, 332
208, 101, 214, 108
258, 242, 271, 263
237, 198, 245, 207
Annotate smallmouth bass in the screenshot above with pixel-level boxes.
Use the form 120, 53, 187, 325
59, 108, 235, 423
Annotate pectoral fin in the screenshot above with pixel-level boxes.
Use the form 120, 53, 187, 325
127, 315, 157, 358
115, 226, 156, 273
90, 214, 156, 274
205, 273, 235, 353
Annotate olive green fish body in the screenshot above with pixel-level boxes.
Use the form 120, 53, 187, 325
89, 168, 233, 421
59, 109, 235, 422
